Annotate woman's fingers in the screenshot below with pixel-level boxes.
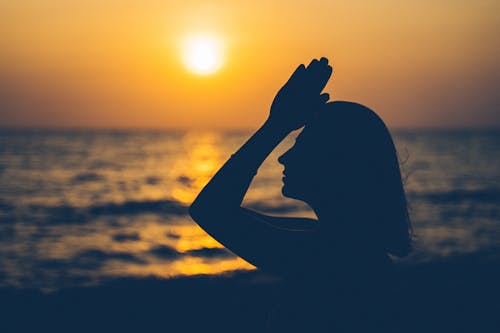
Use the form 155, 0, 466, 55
318, 64, 333, 90
316, 58, 333, 91
287, 63, 306, 86
307, 57, 329, 73
305, 57, 332, 94
292, 63, 306, 77
307, 58, 320, 68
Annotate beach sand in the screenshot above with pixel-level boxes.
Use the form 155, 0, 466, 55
1, 251, 499, 333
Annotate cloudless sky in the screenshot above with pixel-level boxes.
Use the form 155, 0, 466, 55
0, 0, 499, 129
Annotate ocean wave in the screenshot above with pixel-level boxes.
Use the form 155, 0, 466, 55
149, 245, 180, 260
1, 199, 189, 225
88, 160, 123, 171
186, 247, 234, 259
408, 188, 500, 204
149, 245, 235, 260
70, 172, 106, 184
0, 200, 14, 212
166, 232, 181, 239
145, 176, 162, 185
88, 199, 187, 216
39, 249, 147, 271
112, 232, 141, 242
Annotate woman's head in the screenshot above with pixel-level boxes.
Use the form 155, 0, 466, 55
278, 101, 412, 257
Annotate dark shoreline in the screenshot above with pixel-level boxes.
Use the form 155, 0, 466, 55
1, 252, 499, 333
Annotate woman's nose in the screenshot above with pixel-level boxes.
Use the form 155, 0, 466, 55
278, 149, 292, 165
278, 154, 285, 165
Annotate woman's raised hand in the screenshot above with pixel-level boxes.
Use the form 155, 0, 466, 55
268, 57, 333, 132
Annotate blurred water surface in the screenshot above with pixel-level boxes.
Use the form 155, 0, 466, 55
0, 129, 499, 291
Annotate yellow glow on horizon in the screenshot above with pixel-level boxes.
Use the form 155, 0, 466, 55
181, 34, 225, 75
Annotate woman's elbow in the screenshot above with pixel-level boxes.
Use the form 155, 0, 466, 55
188, 200, 226, 236
189, 198, 216, 222
188, 200, 203, 221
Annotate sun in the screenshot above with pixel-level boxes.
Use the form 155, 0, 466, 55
182, 34, 224, 75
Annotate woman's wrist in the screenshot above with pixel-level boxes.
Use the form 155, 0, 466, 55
262, 117, 294, 139
228, 117, 291, 176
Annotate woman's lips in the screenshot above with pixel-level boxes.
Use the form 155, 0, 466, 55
282, 170, 289, 182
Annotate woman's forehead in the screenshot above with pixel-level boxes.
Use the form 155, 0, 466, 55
296, 126, 313, 140
296, 124, 324, 144
295, 124, 348, 154
293, 127, 324, 154
294, 129, 310, 147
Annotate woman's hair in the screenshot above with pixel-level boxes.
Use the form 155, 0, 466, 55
307, 101, 413, 257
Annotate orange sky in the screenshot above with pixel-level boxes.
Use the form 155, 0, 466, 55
0, 0, 499, 129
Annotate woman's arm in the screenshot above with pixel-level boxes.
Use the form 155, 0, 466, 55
189, 58, 332, 273
189, 119, 308, 272
190, 118, 289, 215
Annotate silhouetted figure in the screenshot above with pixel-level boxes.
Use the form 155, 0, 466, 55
189, 58, 412, 332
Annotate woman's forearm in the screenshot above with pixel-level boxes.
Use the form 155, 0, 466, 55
189, 119, 289, 219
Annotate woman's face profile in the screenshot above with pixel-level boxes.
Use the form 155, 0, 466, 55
278, 128, 325, 202
277, 120, 355, 205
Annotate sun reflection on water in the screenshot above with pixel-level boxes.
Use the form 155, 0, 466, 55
0, 131, 258, 291
170, 132, 224, 205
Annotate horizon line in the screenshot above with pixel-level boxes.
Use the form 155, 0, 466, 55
1, 124, 500, 133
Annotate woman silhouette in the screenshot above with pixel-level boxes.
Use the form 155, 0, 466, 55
189, 57, 412, 332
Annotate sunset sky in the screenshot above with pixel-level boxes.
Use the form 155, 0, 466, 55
0, 0, 499, 129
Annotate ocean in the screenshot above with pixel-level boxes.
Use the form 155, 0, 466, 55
0, 129, 499, 292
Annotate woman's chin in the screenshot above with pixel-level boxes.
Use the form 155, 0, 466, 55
281, 185, 290, 197
281, 183, 312, 203
281, 185, 299, 200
